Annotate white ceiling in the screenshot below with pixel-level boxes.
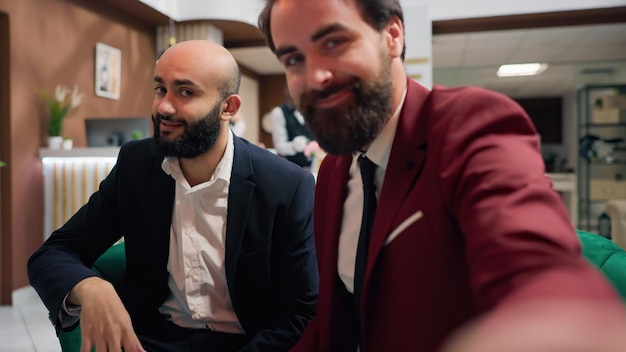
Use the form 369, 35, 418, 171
230, 22, 626, 98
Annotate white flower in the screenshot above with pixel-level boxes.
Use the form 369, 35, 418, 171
54, 85, 69, 103
69, 85, 84, 110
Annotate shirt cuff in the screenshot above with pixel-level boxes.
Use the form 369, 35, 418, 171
58, 293, 81, 328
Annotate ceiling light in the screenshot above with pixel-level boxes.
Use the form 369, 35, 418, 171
497, 63, 548, 77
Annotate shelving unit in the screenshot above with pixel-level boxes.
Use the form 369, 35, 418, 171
577, 84, 626, 233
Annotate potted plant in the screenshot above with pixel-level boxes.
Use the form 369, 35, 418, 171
38, 85, 84, 149
62, 137, 74, 150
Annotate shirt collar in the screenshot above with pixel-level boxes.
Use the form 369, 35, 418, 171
161, 130, 235, 188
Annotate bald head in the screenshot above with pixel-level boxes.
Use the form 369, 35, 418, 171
158, 40, 240, 98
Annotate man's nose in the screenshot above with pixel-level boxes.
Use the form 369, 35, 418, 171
156, 95, 176, 116
306, 55, 333, 91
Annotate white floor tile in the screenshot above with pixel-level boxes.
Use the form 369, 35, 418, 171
0, 286, 60, 352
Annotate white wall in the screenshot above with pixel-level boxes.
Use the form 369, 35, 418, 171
238, 74, 260, 144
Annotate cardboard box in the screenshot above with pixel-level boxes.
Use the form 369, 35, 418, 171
592, 108, 625, 124
590, 179, 626, 201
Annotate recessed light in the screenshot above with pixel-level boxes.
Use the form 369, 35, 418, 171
497, 63, 548, 77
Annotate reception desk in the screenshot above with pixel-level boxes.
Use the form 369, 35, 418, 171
40, 147, 119, 239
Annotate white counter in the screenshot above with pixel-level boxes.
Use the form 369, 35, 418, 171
39, 148, 120, 240
39, 147, 120, 159
546, 173, 577, 226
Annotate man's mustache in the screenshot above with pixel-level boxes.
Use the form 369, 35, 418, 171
153, 114, 186, 125
302, 80, 360, 102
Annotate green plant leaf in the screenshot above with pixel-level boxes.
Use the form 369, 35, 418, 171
38, 85, 82, 137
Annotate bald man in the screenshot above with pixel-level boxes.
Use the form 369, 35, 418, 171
28, 40, 318, 352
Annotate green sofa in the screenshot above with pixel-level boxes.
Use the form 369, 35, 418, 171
56, 231, 626, 351
58, 242, 126, 351
578, 230, 626, 299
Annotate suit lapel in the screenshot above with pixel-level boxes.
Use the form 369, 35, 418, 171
224, 137, 255, 288
366, 79, 431, 275
318, 155, 352, 267
149, 155, 175, 267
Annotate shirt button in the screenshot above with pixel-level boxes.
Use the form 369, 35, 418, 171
184, 193, 191, 198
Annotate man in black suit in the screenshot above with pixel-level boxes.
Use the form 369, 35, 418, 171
28, 40, 318, 352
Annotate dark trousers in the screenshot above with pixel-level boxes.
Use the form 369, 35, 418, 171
136, 320, 249, 352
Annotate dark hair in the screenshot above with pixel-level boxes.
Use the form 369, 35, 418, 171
258, 0, 405, 60
218, 62, 241, 100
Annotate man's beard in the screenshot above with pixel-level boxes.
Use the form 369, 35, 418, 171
297, 55, 393, 156
152, 101, 222, 158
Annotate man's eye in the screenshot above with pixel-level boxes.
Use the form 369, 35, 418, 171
284, 55, 303, 67
325, 38, 345, 49
180, 89, 192, 97
154, 86, 166, 94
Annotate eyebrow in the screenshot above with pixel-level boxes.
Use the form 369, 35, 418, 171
153, 76, 198, 88
274, 22, 347, 59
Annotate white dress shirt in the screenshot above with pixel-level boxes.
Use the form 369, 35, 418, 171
159, 130, 244, 333
60, 132, 244, 333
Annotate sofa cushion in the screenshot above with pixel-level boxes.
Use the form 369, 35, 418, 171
577, 230, 626, 301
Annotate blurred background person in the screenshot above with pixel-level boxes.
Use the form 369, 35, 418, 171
271, 86, 316, 169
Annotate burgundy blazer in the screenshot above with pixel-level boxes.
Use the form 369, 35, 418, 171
293, 79, 621, 352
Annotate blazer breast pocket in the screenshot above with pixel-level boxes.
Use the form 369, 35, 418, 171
384, 210, 424, 246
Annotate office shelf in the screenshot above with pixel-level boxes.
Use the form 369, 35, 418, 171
577, 84, 626, 233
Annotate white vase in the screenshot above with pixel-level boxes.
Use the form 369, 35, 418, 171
48, 136, 63, 150
62, 139, 73, 150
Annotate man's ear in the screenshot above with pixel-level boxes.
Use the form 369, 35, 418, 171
222, 94, 242, 120
385, 17, 404, 59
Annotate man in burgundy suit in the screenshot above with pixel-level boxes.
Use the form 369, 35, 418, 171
259, 0, 626, 351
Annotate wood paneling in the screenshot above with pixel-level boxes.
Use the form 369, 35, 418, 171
258, 75, 289, 148
0, 0, 159, 303
0, 11, 12, 305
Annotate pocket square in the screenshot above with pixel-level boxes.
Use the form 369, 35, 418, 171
384, 210, 424, 246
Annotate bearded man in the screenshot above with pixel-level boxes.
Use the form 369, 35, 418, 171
28, 39, 318, 352
258, 0, 626, 351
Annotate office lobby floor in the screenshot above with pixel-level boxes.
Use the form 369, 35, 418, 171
0, 286, 60, 352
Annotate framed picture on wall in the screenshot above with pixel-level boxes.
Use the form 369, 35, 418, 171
94, 42, 121, 100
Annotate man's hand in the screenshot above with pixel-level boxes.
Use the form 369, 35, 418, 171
69, 277, 146, 352
292, 136, 309, 153
441, 298, 626, 352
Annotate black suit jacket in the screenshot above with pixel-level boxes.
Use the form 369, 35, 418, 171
28, 137, 319, 351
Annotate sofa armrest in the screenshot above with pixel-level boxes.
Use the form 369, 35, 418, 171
578, 230, 626, 301
57, 242, 126, 352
